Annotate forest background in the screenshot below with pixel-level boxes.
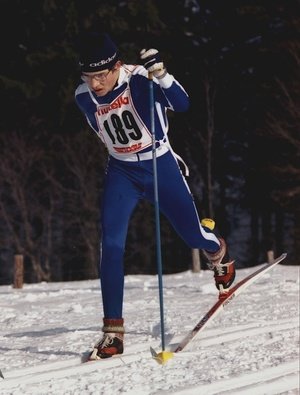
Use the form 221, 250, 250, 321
0, 0, 299, 284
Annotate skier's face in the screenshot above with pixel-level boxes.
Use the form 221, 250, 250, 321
81, 61, 121, 96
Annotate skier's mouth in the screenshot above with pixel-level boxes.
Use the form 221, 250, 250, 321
94, 88, 106, 96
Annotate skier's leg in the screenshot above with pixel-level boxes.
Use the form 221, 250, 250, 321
100, 159, 140, 319
144, 152, 219, 250
144, 152, 235, 291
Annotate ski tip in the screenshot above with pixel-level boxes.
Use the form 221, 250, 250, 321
150, 347, 174, 365
81, 352, 93, 363
0, 369, 4, 379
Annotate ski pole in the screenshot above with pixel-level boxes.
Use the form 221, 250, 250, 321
148, 71, 166, 352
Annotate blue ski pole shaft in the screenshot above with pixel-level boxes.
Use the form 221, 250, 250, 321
148, 72, 166, 351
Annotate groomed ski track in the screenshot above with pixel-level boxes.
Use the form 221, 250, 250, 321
1, 317, 298, 393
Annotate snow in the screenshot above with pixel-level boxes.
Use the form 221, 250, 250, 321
0, 262, 299, 395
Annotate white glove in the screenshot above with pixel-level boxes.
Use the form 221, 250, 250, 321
140, 48, 167, 78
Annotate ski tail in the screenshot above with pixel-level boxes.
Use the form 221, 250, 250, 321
173, 253, 287, 354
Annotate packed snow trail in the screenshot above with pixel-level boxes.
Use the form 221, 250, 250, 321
0, 263, 299, 394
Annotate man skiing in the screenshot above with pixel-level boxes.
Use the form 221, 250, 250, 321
74, 32, 235, 360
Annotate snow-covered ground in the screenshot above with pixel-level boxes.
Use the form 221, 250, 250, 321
0, 261, 299, 395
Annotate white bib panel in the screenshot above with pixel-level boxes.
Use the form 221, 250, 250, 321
95, 88, 152, 155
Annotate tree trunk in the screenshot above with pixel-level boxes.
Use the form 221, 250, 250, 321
191, 249, 201, 272
13, 254, 24, 289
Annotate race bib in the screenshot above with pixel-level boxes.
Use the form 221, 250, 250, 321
95, 88, 152, 154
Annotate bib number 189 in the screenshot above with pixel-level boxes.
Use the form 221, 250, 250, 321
103, 110, 143, 145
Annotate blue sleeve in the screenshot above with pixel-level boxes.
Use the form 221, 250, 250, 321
129, 71, 189, 113
159, 79, 190, 112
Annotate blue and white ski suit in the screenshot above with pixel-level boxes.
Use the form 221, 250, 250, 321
75, 65, 220, 318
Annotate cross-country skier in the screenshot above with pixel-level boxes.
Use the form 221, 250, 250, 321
74, 32, 235, 360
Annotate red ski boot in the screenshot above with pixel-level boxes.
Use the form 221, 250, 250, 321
89, 318, 124, 360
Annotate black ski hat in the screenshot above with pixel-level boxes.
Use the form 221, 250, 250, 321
78, 32, 119, 73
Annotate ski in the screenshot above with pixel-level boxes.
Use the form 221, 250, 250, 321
81, 352, 125, 364
172, 252, 287, 353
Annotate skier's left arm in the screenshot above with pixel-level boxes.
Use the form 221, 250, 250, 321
140, 48, 189, 112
